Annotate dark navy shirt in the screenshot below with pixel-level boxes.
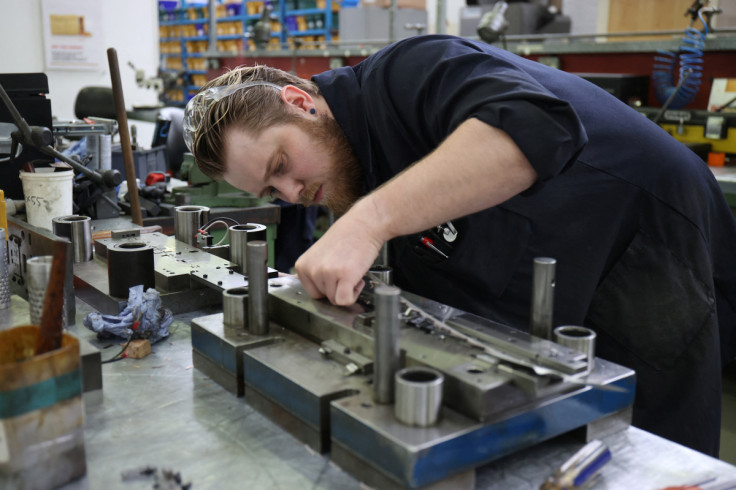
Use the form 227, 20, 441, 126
313, 35, 736, 455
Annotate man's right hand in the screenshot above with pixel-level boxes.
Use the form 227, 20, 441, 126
295, 196, 385, 305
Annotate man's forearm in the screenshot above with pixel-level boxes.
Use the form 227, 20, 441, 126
351, 118, 538, 243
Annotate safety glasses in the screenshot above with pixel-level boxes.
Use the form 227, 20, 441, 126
182, 81, 282, 151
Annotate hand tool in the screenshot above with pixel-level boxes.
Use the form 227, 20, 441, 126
420, 236, 448, 258
35, 240, 67, 355
540, 439, 611, 490
107, 47, 143, 226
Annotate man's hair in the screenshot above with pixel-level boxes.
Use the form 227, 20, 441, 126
190, 65, 320, 179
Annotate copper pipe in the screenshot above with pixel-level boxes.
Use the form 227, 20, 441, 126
107, 47, 143, 226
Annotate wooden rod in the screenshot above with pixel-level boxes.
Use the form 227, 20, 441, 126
35, 240, 67, 355
107, 47, 143, 226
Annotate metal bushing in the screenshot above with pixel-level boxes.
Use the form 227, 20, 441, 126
554, 325, 597, 374
229, 223, 267, 274
52, 215, 93, 263
394, 367, 444, 427
107, 241, 155, 298
223, 287, 248, 328
174, 205, 210, 246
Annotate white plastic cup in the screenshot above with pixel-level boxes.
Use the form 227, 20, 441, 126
19, 169, 74, 231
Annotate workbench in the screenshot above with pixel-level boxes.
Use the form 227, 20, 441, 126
4, 296, 730, 489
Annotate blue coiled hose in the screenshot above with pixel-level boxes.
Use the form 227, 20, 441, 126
652, 10, 709, 109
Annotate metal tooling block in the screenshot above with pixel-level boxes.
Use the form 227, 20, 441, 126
190, 312, 280, 396
74, 232, 276, 315
231, 276, 635, 489
242, 326, 370, 453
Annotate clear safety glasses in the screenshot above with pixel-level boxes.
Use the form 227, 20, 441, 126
182, 80, 283, 151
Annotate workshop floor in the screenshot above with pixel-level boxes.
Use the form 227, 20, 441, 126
721, 360, 736, 465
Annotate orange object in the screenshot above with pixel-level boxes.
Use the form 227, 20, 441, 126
708, 152, 726, 167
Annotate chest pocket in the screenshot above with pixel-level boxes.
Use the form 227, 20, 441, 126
585, 230, 715, 371
391, 208, 533, 314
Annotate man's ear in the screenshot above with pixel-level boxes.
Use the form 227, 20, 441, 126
281, 85, 315, 115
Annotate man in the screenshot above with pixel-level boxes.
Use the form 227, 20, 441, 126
184, 34, 736, 456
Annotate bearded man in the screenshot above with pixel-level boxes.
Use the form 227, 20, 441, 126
185, 34, 736, 457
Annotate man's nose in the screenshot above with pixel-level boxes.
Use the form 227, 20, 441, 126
275, 177, 303, 203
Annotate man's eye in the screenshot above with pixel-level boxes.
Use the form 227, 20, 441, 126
275, 161, 284, 174
268, 187, 277, 199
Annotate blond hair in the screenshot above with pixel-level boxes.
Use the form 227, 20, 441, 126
191, 65, 319, 179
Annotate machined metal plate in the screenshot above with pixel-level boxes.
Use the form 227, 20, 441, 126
242, 326, 369, 453
74, 231, 276, 314
190, 312, 280, 396
330, 363, 634, 489
266, 276, 603, 422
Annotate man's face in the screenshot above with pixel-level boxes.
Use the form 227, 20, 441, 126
222, 114, 364, 216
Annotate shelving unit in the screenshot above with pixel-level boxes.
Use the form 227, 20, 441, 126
158, 0, 345, 105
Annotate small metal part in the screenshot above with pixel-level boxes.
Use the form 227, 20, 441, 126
530, 257, 556, 340
320, 339, 373, 375
394, 366, 444, 427
246, 240, 269, 335
52, 215, 93, 263
229, 223, 267, 274
0, 228, 10, 309
223, 287, 248, 328
107, 241, 155, 298
373, 285, 401, 404
111, 228, 140, 239
174, 205, 210, 246
368, 265, 393, 286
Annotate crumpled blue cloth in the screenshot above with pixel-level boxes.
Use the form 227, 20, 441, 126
83, 285, 173, 344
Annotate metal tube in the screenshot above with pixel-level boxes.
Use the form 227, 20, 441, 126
554, 325, 597, 374
229, 223, 267, 274
27, 255, 53, 325
246, 240, 269, 335
52, 215, 93, 263
174, 205, 210, 246
107, 242, 155, 298
0, 228, 9, 309
373, 285, 401, 404
223, 287, 249, 328
530, 257, 556, 340
394, 366, 444, 426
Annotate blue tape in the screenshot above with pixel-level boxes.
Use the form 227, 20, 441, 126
0, 369, 82, 419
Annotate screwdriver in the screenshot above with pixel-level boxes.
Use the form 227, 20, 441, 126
420, 236, 448, 259
540, 439, 611, 490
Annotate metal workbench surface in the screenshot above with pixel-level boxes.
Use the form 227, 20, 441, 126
15, 297, 734, 490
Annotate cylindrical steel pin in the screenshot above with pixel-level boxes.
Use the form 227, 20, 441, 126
246, 240, 269, 335
373, 285, 401, 404
530, 257, 556, 340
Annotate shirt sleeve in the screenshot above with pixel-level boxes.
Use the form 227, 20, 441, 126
358, 36, 588, 188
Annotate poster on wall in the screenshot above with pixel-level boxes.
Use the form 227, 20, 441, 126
41, 0, 104, 71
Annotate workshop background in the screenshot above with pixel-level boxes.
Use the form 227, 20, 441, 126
2, 0, 736, 487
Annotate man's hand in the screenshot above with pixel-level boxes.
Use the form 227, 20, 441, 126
295, 197, 385, 305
